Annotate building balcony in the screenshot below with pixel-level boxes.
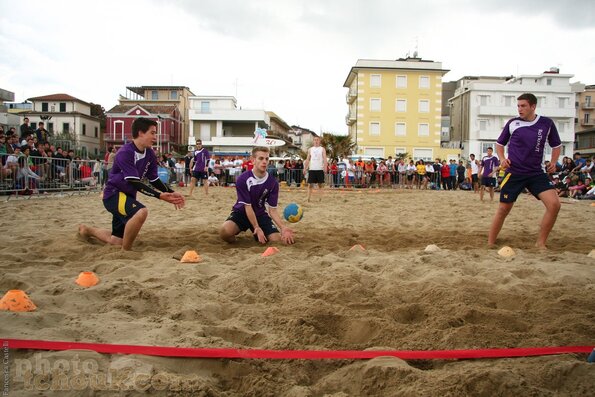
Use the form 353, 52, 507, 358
581, 102, 594, 110
477, 105, 575, 118
581, 120, 594, 127
346, 90, 357, 104
345, 113, 356, 126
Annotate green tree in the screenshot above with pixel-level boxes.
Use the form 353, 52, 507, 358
319, 133, 356, 160
90, 103, 106, 132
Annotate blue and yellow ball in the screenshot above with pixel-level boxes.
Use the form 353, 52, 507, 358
283, 203, 303, 223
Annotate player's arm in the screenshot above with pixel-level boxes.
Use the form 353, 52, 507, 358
322, 147, 328, 172
303, 149, 311, 173
495, 144, 508, 169
548, 147, 562, 173
126, 178, 185, 208
268, 207, 295, 245
244, 204, 267, 244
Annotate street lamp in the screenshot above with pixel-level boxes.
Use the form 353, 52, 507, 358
157, 115, 163, 153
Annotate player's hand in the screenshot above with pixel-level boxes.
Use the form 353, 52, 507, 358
500, 158, 511, 169
281, 228, 295, 245
161, 192, 185, 209
546, 161, 557, 173
253, 227, 267, 244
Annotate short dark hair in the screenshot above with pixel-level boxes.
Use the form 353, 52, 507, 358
252, 146, 270, 156
131, 118, 157, 138
470, 154, 475, 158
517, 93, 537, 106
486, 147, 493, 151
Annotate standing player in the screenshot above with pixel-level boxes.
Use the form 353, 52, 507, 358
488, 93, 561, 249
303, 136, 328, 202
188, 139, 210, 196
220, 146, 295, 245
479, 147, 500, 201
469, 154, 480, 193
79, 118, 185, 250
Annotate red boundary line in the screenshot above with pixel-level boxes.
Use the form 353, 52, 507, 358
1, 339, 592, 360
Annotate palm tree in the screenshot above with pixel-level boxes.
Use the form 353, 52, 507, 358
320, 133, 356, 160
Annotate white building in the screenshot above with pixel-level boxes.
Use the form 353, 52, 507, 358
449, 70, 578, 160
188, 96, 271, 156
23, 94, 101, 157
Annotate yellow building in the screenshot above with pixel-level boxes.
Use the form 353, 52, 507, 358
344, 57, 460, 161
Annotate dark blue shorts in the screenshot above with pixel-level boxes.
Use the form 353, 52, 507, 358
482, 177, 496, 187
499, 173, 555, 203
192, 171, 208, 180
226, 210, 279, 239
307, 170, 325, 184
103, 192, 145, 238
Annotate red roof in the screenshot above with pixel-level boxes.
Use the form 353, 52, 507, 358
27, 93, 91, 106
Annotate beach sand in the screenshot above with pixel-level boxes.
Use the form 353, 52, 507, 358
1, 187, 594, 396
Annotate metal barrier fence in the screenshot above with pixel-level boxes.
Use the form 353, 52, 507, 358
0, 154, 103, 197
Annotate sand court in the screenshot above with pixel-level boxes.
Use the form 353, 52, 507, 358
1, 188, 594, 395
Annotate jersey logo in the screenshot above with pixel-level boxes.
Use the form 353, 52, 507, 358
503, 194, 508, 199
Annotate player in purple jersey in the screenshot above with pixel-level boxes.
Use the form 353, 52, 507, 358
479, 147, 500, 201
79, 118, 185, 250
488, 93, 561, 249
188, 139, 210, 197
220, 146, 295, 245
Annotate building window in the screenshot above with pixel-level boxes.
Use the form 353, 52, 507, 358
370, 74, 381, 88
479, 119, 488, 131
82, 123, 86, 136
396, 75, 407, 88
171, 90, 178, 100
558, 97, 568, 108
151, 90, 158, 100
395, 147, 406, 157
48, 122, 54, 133
586, 96, 592, 106
396, 99, 407, 112
479, 95, 489, 106
59, 103, 66, 112
418, 123, 429, 136
585, 114, 590, 124
481, 142, 496, 155
419, 76, 430, 89
370, 122, 380, 136
413, 148, 433, 161
418, 99, 429, 113
546, 78, 552, 86
537, 96, 547, 106
395, 122, 406, 136
370, 98, 381, 112
201, 101, 210, 113
95, 126, 98, 137
504, 96, 514, 107
42, 102, 48, 112
62, 123, 70, 133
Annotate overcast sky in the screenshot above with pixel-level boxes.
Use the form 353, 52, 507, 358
1, 0, 594, 134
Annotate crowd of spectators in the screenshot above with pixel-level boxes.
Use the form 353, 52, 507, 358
0, 120, 101, 194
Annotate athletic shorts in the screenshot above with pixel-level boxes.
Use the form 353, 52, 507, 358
499, 173, 555, 203
307, 170, 325, 184
103, 192, 145, 238
226, 210, 279, 239
472, 174, 479, 184
481, 177, 496, 187
192, 171, 208, 180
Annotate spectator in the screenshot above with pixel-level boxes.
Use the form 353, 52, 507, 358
20, 117, 34, 140
35, 122, 50, 144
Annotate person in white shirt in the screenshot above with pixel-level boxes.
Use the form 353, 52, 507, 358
470, 154, 480, 193
303, 136, 328, 202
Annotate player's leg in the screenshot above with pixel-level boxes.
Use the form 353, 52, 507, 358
535, 189, 561, 249
78, 224, 122, 246
188, 176, 197, 195
487, 202, 514, 245
121, 207, 148, 250
203, 177, 209, 196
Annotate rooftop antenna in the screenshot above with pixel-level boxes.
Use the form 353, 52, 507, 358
413, 36, 419, 58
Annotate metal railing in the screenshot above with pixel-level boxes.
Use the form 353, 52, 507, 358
0, 154, 104, 198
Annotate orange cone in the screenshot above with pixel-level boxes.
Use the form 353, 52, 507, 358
349, 244, 366, 251
180, 250, 201, 263
0, 290, 37, 312
75, 271, 100, 287
261, 247, 280, 257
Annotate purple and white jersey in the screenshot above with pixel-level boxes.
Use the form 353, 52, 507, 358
232, 171, 279, 217
497, 115, 561, 176
192, 148, 210, 172
481, 155, 500, 177
103, 142, 158, 200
